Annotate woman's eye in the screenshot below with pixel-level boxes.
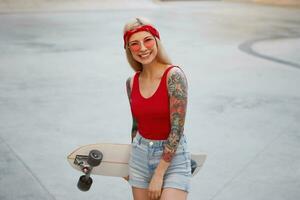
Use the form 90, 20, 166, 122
130, 43, 138, 46
145, 38, 153, 42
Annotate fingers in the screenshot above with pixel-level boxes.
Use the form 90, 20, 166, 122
148, 174, 163, 199
148, 188, 161, 200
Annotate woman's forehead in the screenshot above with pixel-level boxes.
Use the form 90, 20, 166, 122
128, 31, 153, 42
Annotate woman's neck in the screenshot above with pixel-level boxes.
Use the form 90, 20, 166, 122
141, 61, 169, 80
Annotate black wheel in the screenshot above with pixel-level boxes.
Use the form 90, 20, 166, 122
77, 175, 93, 191
87, 149, 103, 167
191, 159, 197, 175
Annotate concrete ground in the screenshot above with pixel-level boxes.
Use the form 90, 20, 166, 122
0, 1, 300, 200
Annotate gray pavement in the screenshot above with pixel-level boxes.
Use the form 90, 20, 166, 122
0, 0, 158, 13
0, 1, 300, 200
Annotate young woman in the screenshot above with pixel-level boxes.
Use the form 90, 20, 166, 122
124, 17, 191, 200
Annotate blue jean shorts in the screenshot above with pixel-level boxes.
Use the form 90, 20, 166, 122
129, 132, 192, 192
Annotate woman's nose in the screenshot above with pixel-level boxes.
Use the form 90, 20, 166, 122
139, 41, 147, 51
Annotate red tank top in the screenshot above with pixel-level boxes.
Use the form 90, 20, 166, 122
130, 66, 175, 140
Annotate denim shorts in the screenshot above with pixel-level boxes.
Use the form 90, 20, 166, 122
129, 132, 192, 192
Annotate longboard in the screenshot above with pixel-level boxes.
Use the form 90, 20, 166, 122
67, 143, 206, 191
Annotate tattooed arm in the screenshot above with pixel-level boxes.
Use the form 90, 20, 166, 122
126, 77, 138, 142
163, 67, 188, 162
154, 67, 188, 173
148, 67, 188, 197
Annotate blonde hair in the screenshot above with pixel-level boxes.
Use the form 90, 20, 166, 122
123, 17, 172, 72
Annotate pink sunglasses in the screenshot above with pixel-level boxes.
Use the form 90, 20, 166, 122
128, 37, 156, 52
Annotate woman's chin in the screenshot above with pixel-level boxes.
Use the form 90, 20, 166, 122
137, 56, 156, 65
139, 60, 153, 65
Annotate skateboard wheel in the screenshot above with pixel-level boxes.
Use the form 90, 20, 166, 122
87, 149, 103, 167
77, 175, 93, 191
191, 159, 197, 174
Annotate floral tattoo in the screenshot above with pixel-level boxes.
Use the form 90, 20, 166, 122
126, 77, 138, 142
162, 68, 188, 162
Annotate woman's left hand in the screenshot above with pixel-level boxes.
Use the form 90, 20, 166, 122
148, 173, 163, 200
123, 175, 129, 181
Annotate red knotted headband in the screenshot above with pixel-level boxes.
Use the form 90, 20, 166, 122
123, 25, 160, 49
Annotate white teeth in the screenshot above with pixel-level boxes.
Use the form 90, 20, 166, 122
139, 52, 150, 58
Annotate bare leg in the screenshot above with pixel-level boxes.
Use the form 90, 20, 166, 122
160, 188, 188, 200
132, 187, 150, 200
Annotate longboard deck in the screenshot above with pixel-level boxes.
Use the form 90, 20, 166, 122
67, 143, 206, 177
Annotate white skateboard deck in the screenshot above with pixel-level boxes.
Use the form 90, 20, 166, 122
67, 143, 206, 177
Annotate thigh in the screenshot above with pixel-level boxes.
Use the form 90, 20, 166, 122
132, 187, 150, 200
160, 188, 188, 200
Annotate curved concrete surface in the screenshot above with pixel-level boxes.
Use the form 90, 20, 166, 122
239, 36, 300, 69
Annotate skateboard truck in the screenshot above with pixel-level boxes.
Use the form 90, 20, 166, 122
74, 149, 103, 191
191, 159, 197, 175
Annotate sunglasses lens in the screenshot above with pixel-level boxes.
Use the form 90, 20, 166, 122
128, 38, 155, 52
144, 39, 155, 49
129, 44, 140, 52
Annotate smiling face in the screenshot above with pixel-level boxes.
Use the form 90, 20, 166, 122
127, 31, 158, 65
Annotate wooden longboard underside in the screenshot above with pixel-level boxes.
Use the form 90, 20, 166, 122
67, 143, 206, 177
